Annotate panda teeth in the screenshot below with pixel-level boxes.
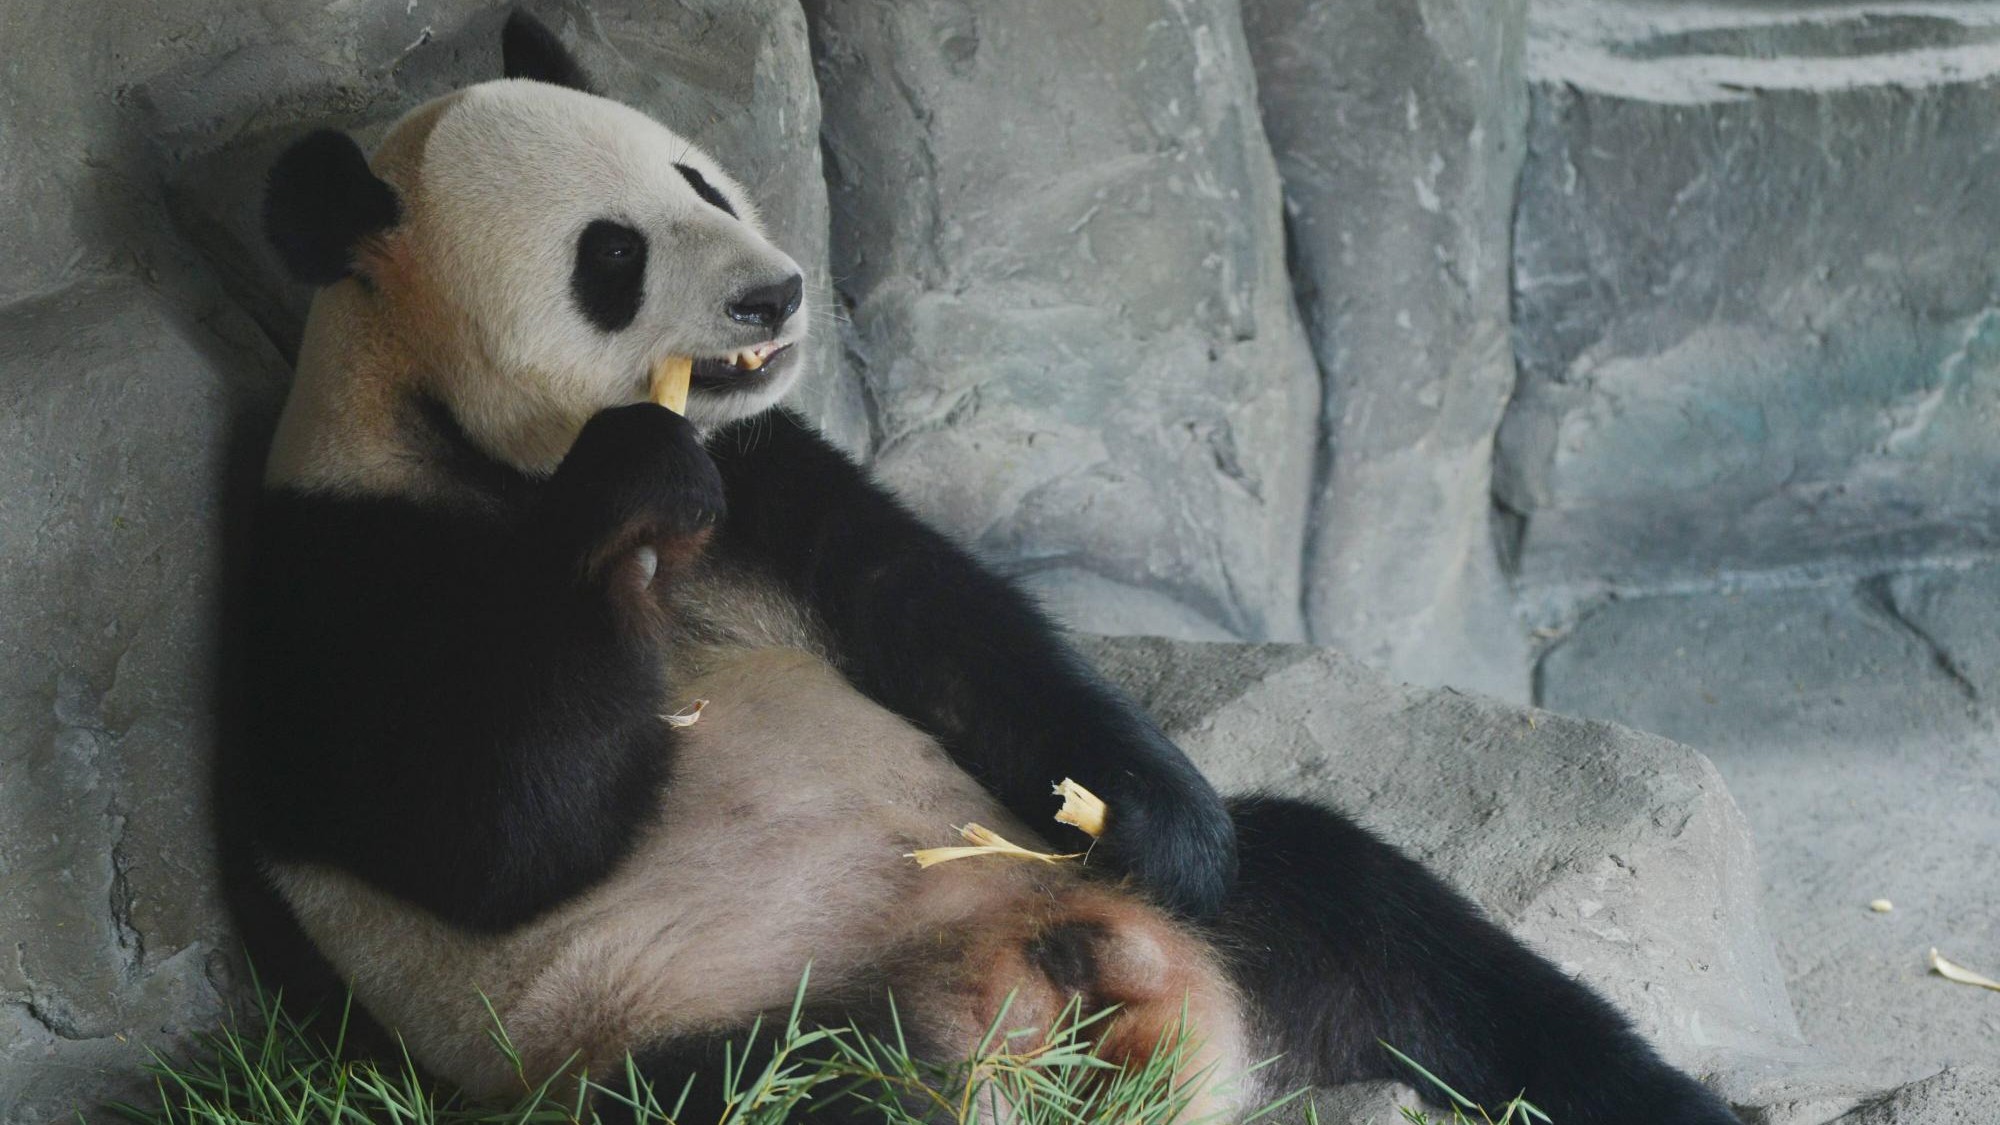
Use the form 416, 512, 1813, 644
733, 350, 767, 372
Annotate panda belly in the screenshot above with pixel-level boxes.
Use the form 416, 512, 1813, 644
268, 645, 1081, 1096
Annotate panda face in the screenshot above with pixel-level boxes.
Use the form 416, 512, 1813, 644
404, 80, 809, 459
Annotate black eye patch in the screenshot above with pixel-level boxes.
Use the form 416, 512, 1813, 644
572, 219, 648, 332
674, 163, 738, 219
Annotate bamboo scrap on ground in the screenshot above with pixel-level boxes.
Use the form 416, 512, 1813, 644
1929, 948, 2000, 993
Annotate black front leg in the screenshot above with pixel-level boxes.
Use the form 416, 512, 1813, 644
237, 404, 725, 932
709, 410, 1237, 917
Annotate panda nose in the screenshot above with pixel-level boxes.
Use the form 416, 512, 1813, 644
726, 274, 803, 330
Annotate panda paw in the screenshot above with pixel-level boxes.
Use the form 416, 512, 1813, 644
549, 404, 726, 591
1086, 768, 1238, 920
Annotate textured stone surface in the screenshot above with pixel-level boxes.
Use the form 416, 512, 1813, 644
0, 280, 287, 1121
0, 0, 183, 305
1500, 5, 2000, 599
1084, 635, 1802, 1074
1528, 1, 2000, 108
1243, 0, 1531, 699
1732, 1071, 1873, 1125
806, 0, 1320, 643
1835, 1067, 2000, 1125
1540, 582, 2000, 1088
1887, 563, 2000, 702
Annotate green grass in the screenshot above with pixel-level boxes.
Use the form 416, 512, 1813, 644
102, 972, 1543, 1125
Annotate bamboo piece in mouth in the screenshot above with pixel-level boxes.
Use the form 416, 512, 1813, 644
650, 355, 694, 414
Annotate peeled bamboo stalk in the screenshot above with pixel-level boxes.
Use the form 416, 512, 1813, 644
650, 355, 694, 414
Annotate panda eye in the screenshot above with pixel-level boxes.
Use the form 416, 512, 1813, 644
584, 222, 643, 265
573, 219, 648, 331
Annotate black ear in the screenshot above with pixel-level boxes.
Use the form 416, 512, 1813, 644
263, 130, 401, 286
502, 11, 594, 92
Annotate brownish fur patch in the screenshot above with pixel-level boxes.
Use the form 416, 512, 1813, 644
264, 90, 525, 500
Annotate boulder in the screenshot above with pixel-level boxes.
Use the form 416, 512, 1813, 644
1083, 635, 1803, 1076
804, 0, 1321, 643
0, 279, 287, 1122
1241, 0, 1531, 699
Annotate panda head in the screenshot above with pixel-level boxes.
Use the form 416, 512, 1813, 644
263, 12, 807, 481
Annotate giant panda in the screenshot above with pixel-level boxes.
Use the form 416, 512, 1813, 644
219, 12, 1742, 1124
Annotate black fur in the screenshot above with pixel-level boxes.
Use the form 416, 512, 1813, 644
501, 10, 594, 93
230, 401, 720, 932
1212, 796, 1742, 1124
675, 163, 739, 219
263, 130, 401, 286
708, 409, 1240, 919
572, 218, 650, 332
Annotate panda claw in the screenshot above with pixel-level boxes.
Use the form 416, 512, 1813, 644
632, 544, 660, 587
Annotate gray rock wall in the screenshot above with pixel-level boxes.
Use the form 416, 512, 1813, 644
0, 281, 285, 1118
1502, 3, 2000, 605
1243, 0, 1531, 698
806, 0, 1320, 643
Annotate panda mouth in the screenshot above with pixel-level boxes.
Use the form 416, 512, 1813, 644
691, 342, 794, 390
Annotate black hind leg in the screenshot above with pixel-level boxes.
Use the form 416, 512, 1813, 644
1214, 795, 1740, 1125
